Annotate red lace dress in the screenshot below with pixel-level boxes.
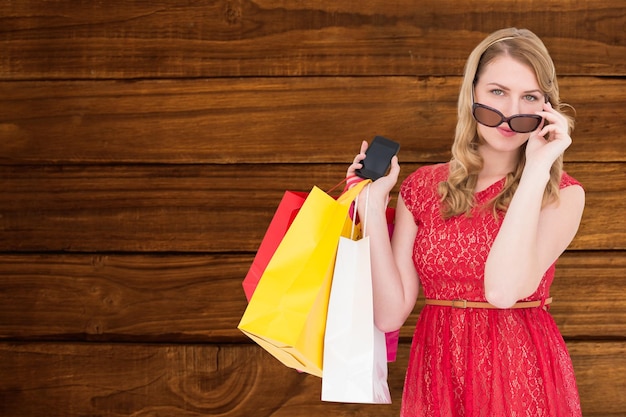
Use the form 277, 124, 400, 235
399, 163, 582, 417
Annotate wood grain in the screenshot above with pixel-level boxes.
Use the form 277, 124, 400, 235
0, 254, 247, 342
0, 77, 624, 164
1, 1, 624, 79
0, 163, 622, 252
1, 2, 623, 415
0, 252, 623, 343
0, 341, 623, 417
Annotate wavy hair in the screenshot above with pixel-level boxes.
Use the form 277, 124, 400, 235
438, 28, 574, 218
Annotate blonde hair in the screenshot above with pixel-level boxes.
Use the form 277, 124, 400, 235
438, 28, 574, 218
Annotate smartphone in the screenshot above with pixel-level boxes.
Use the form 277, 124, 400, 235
355, 136, 400, 181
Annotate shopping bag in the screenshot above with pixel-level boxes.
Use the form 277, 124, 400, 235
347, 178, 400, 363
238, 179, 370, 377
242, 190, 308, 301
349, 174, 399, 362
242, 201, 400, 363
384, 206, 400, 362
242, 180, 349, 302
322, 187, 392, 403
385, 327, 400, 362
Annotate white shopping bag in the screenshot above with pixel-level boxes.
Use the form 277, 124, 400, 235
321, 186, 391, 404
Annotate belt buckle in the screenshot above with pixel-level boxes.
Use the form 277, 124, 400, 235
451, 299, 467, 308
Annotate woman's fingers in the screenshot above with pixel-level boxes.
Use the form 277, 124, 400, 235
347, 140, 369, 179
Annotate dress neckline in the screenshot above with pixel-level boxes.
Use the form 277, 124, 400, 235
475, 177, 506, 200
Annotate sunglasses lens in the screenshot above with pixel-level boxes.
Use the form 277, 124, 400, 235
473, 105, 503, 127
509, 116, 541, 133
474, 103, 543, 133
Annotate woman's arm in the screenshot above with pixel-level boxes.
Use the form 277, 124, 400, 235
485, 175, 584, 308
348, 141, 420, 331
484, 102, 586, 308
371, 195, 421, 331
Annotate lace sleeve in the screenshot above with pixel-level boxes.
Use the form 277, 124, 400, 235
560, 171, 583, 190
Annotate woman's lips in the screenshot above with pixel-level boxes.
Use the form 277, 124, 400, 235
496, 126, 517, 137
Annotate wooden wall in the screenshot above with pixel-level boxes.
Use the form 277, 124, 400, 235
1, 1, 624, 416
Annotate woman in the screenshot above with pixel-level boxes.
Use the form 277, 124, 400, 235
347, 28, 585, 416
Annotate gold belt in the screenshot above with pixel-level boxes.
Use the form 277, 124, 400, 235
424, 297, 552, 309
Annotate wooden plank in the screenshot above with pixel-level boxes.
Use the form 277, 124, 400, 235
0, 254, 246, 343
1, 1, 624, 79
550, 252, 626, 338
568, 342, 626, 417
0, 77, 624, 164
0, 162, 622, 252
572, 163, 626, 251
0, 342, 406, 417
0, 341, 623, 416
0, 252, 623, 343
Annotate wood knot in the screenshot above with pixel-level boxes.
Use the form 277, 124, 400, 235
91, 255, 107, 270
224, 1, 242, 25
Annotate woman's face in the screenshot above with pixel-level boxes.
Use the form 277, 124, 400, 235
473, 55, 544, 153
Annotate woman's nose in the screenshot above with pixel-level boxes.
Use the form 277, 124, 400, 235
503, 99, 520, 117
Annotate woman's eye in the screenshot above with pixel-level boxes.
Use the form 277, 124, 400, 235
491, 89, 504, 96
524, 94, 539, 102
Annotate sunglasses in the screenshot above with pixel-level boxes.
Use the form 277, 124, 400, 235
470, 88, 547, 134
472, 102, 543, 133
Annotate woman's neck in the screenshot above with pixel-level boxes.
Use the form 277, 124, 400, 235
478, 146, 520, 178
475, 146, 520, 192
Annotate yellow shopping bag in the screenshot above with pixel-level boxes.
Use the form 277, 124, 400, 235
238, 179, 369, 377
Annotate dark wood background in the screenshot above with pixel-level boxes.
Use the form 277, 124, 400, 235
1, 1, 624, 416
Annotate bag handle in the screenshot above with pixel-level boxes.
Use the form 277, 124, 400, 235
337, 177, 370, 205
349, 183, 370, 240
327, 175, 366, 196
326, 178, 348, 195
363, 184, 370, 236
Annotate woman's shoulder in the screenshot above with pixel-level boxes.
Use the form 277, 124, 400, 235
400, 162, 449, 206
403, 162, 450, 186
560, 171, 583, 190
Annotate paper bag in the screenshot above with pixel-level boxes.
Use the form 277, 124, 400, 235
322, 187, 392, 403
238, 179, 370, 377
242, 190, 308, 301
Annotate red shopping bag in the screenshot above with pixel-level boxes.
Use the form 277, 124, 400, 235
242, 190, 308, 301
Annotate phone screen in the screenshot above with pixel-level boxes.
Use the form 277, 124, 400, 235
355, 136, 400, 181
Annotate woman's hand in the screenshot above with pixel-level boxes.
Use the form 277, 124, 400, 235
346, 140, 369, 182
346, 141, 416, 328
525, 101, 572, 171
346, 140, 400, 213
